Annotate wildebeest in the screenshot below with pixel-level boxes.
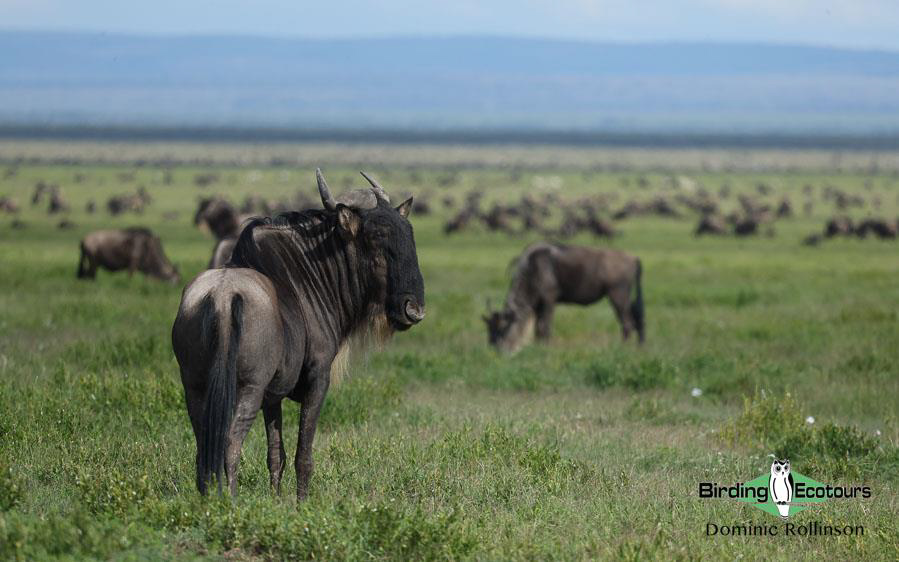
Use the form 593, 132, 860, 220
194, 197, 240, 240
483, 243, 644, 354
48, 189, 69, 214
172, 170, 425, 499
855, 218, 897, 240
31, 181, 51, 206
107, 187, 152, 215
77, 227, 181, 283
584, 208, 616, 238
33, 182, 68, 213
444, 207, 476, 235
193, 173, 220, 188
776, 198, 793, 218
695, 214, 727, 236
825, 216, 854, 238
0, 196, 19, 214
207, 236, 238, 269
733, 217, 760, 236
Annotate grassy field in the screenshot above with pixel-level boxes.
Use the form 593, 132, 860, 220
1, 145, 897, 560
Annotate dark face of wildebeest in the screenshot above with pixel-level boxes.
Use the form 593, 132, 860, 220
144, 235, 182, 283
483, 309, 517, 350
483, 305, 534, 353
322, 172, 425, 331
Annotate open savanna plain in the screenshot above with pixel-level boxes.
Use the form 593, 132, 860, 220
0, 141, 897, 560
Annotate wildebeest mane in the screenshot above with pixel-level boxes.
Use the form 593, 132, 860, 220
228, 208, 386, 367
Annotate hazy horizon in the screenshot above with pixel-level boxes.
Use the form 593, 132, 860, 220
3, 27, 899, 55
2, 1, 899, 51
3, 31, 899, 135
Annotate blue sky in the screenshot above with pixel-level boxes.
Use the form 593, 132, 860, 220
2, 0, 899, 50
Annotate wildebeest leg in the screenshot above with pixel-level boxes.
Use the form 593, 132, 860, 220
295, 372, 330, 501
128, 245, 141, 277
263, 400, 286, 495
84, 253, 98, 279
609, 287, 635, 341
535, 300, 555, 341
77, 245, 86, 278
225, 385, 265, 497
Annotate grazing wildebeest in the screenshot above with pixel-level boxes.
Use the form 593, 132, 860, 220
483, 243, 644, 354
776, 198, 793, 218
855, 218, 898, 240
0, 196, 19, 214
107, 186, 152, 216
695, 214, 727, 236
444, 208, 475, 235
733, 217, 760, 236
194, 197, 240, 240
77, 227, 181, 283
172, 170, 425, 500
825, 215, 854, 238
584, 208, 616, 238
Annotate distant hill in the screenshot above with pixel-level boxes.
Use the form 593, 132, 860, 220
2, 31, 899, 134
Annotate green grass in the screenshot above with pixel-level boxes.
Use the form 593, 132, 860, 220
1, 149, 898, 560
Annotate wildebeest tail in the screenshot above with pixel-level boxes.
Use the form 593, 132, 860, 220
631, 259, 645, 343
197, 293, 243, 494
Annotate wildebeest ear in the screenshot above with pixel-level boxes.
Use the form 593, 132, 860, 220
396, 197, 413, 218
336, 204, 361, 238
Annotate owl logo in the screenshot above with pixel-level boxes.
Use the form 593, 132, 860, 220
769, 459, 794, 518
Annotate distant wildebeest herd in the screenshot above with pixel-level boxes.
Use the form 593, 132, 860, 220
436, 177, 899, 242
3, 167, 898, 500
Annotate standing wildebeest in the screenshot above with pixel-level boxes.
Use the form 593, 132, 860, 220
172, 170, 425, 499
77, 227, 181, 283
207, 236, 239, 269
483, 243, 644, 354
195, 197, 243, 268
107, 186, 152, 215
194, 197, 240, 240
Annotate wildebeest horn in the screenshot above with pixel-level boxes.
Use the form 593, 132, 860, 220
360, 171, 390, 204
316, 168, 337, 210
